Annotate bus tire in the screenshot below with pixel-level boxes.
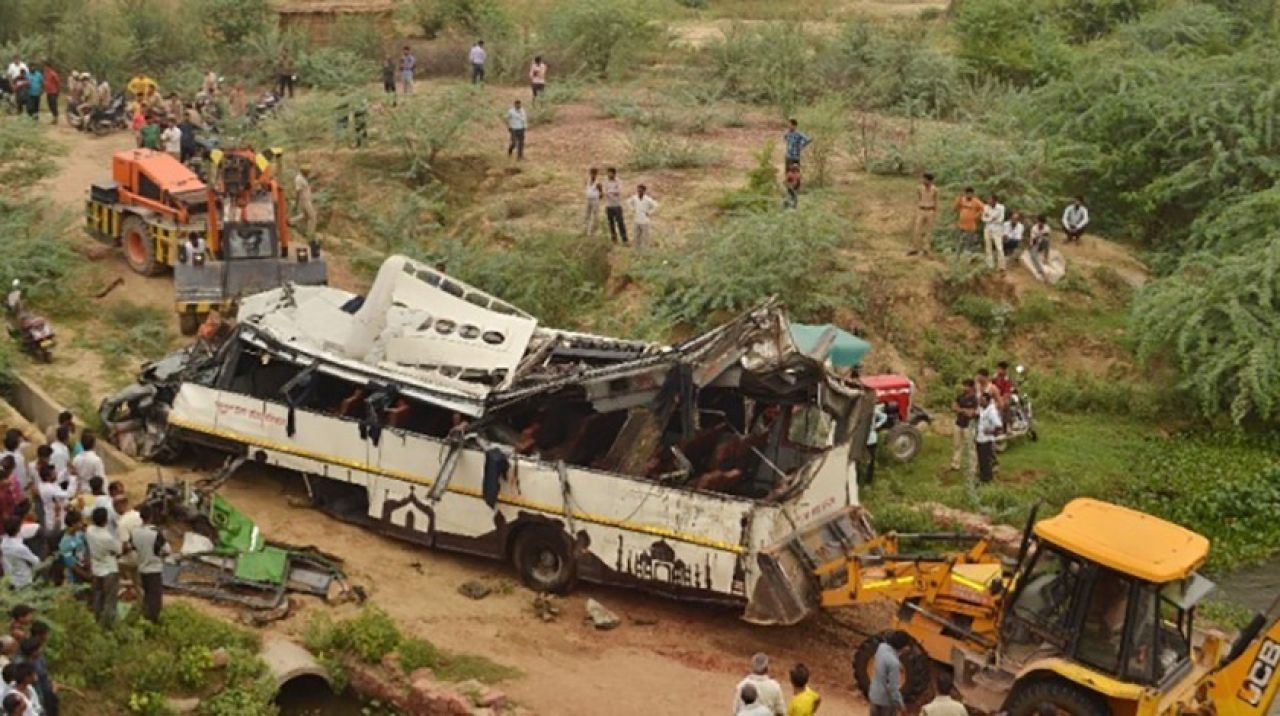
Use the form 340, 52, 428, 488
852, 631, 932, 705
512, 525, 577, 594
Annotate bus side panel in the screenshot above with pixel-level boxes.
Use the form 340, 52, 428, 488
170, 384, 757, 602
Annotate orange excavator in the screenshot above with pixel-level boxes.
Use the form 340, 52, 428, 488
86, 147, 326, 334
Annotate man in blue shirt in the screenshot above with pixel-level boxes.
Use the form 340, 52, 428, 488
869, 631, 912, 715
783, 118, 811, 171
25, 67, 43, 119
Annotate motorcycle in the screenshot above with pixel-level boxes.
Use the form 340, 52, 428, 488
70, 94, 129, 135
248, 90, 281, 125
1000, 365, 1037, 444
6, 281, 55, 363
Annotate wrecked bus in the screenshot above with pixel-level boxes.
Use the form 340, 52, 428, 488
102, 255, 876, 624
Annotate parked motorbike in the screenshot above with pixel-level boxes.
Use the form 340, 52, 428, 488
71, 94, 129, 135
1000, 365, 1037, 444
248, 91, 281, 125
5, 281, 55, 363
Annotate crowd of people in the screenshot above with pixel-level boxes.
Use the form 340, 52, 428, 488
0, 604, 57, 716
0, 411, 170, 715
731, 652, 821, 716
944, 181, 1088, 279
949, 362, 1021, 483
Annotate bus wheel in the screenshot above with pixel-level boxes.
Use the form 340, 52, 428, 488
513, 526, 577, 594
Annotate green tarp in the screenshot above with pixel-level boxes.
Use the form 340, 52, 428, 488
210, 494, 266, 553
789, 323, 871, 368
234, 547, 289, 584
209, 494, 287, 584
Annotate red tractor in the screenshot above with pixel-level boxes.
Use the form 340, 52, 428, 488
859, 374, 931, 462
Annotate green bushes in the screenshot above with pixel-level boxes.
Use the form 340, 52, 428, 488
1132, 238, 1280, 424
817, 22, 962, 118
1119, 432, 1280, 569
543, 0, 665, 79
297, 47, 371, 91
634, 207, 858, 330
626, 128, 717, 170
25, 596, 274, 714
305, 606, 517, 683
951, 295, 1015, 339
953, 0, 1071, 85
440, 231, 612, 328
1020, 40, 1280, 243
80, 302, 175, 369
708, 22, 819, 114
380, 87, 487, 184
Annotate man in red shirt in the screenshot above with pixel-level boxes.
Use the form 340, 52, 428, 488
992, 361, 1014, 415
41, 63, 60, 125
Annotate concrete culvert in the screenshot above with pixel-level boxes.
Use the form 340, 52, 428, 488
262, 638, 330, 692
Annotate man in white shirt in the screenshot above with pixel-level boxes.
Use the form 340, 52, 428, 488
1, 519, 40, 589
733, 653, 786, 715
36, 464, 71, 543
70, 432, 105, 493
1062, 195, 1089, 243
584, 167, 602, 237
85, 506, 121, 627
5, 56, 28, 84
0, 430, 29, 493
131, 505, 170, 622
975, 392, 1002, 484
981, 194, 1006, 270
627, 184, 659, 249
505, 99, 526, 160
921, 671, 969, 716
161, 121, 182, 159
1001, 211, 1025, 266
469, 41, 487, 85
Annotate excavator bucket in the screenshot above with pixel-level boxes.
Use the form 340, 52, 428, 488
1206, 613, 1280, 715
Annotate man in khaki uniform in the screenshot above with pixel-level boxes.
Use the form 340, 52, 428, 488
911, 172, 939, 255
293, 168, 317, 244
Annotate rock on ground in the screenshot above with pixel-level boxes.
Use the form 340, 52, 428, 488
585, 598, 620, 630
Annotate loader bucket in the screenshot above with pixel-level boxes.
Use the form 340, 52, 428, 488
742, 506, 875, 625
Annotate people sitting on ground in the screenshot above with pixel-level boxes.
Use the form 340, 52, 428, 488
1062, 195, 1088, 243
1028, 214, 1052, 279
1002, 211, 1025, 260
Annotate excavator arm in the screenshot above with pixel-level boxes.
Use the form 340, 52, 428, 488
1204, 609, 1280, 715
816, 533, 1001, 609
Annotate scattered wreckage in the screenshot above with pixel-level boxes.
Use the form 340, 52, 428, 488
141, 463, 354, 616
104, 255, 878, 625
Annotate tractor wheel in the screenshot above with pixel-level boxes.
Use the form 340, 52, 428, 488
851, 631, 933, 705
512, 525, 577, 594
178, 311, 202, 336
120, 216, 164, 276
885, 423, 923, 463
1004, 679, 1109, 716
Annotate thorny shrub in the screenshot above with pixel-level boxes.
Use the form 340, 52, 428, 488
635, 206, 859, 330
